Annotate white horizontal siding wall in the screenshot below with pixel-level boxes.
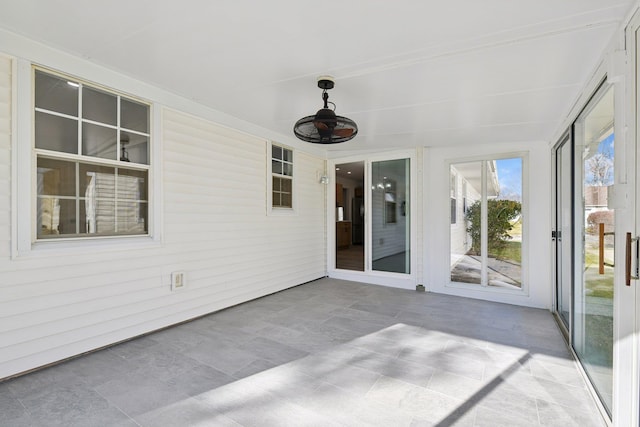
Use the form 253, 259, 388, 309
162, 108, 326, 296
0, 62, 326, 378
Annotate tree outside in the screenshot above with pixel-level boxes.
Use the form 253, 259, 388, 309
586, 146, 613, 187
465, 199, 522, 260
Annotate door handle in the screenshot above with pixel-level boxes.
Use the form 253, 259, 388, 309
625, 232, 639, 286
598, 223, 615, 274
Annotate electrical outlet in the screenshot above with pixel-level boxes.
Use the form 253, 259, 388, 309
171, 271, 186, 291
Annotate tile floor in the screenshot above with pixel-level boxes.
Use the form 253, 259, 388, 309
0, 278, 606, 426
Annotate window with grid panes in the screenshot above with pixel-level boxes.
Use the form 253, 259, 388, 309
34, 68, 150, 239
271, 144, 293, 208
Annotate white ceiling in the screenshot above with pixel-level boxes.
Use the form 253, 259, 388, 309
0, 0, 634, 153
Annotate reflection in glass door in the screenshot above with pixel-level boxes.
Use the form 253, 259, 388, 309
450, 161, 482, 285
371, 159, 410, 273
573, 83, 614, 414
555, 134, 572, 328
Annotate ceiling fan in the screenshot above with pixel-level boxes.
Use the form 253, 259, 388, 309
293, 76, 358, 144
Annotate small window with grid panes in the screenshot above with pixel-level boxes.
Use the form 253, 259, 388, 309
271, 144, 293, 208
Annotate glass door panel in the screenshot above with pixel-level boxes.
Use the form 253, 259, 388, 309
371, 159, 410, 273
450, 158, 523, 288
573, 83, 614, 414
487, 158, 523, 288
450, 161, 482, 285
556, 135, 572, 328
335, 162, 365, 271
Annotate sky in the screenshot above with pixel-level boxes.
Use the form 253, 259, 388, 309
599, 132, 614, 154
587, 132, 614, 185
495, 158, 522, 201
492, 133, 613, 201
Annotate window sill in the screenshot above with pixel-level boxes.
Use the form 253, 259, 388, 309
267, 207, 297, 216
13, 235, 161, 260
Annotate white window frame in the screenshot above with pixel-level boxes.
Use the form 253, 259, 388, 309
12, 60, 162, 258
266, 141, 296, 215
447, 152, 529, 295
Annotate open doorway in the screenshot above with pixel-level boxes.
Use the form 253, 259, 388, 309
335, 161, 365, 271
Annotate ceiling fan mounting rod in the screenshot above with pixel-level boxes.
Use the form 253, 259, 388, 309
322, 90, 329, 109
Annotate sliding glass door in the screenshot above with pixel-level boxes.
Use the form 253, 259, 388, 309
554, 81, 615, 417
572, 83, 615, 414
333, 156, 412, 276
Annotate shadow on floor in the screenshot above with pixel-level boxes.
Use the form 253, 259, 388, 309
0, 278, 606, 427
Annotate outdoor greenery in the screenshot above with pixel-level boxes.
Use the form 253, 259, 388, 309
466, 199, 522, 258
495, 241, 522, 263
585, 250, 614, 299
